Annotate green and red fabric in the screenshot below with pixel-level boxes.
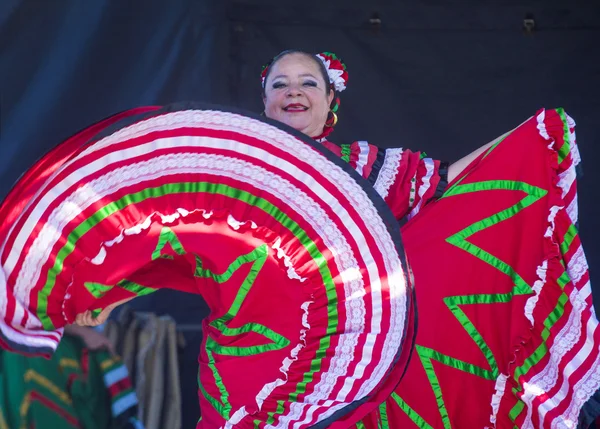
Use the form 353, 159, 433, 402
0, 103, 415, 428
69, 349, 142, 428
0, 334, 141, 429
353, 109, 600, 428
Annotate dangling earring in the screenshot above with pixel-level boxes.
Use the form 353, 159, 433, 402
325, 111, 338, 127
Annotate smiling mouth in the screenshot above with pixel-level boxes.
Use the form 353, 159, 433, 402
283, 104, 308, 112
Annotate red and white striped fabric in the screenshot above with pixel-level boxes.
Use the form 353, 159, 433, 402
0, 103, 415, 428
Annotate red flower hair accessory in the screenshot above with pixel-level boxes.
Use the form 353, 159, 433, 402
315, 52, 348, 93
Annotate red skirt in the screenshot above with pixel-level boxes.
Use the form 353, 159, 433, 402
0, 103, 415, 428
356, 109, 600, 428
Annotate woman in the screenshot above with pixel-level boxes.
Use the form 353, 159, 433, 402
256, 50, 600, 429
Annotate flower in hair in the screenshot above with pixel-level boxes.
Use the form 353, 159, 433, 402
260, 62, 271, 88
316, 52, 348, 93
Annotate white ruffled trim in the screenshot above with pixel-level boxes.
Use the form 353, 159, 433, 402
566, 114, 580, 167
565, 113, 580, 225
355, 141, 370, 177
272, 237, 306, 282
90, 208, 213, 265
515, 110, 600, 429
227, 214, 257, 231
225, 299, 314, 429
524, 260, 548, 325
488, 373, 508, 427
374, 148, 403, 200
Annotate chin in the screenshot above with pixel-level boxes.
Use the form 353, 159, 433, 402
282, 119, 310, 132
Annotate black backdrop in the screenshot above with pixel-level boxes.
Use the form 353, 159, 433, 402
1, 1, 599, 426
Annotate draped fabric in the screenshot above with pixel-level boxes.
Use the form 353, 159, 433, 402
0, 104, 414, 428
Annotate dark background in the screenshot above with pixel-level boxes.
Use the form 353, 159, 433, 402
1, 1, 599, 427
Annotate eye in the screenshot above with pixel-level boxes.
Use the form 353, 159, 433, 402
303, 80, 318, 87
272, 82, 286, 89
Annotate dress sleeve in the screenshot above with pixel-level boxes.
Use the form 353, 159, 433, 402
373, 148, 448, 221
318, 140, 448, 220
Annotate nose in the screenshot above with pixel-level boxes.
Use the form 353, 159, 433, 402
286, 84, 303, 97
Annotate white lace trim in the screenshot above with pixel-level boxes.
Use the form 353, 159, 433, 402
557, 167, 576, 199
545, 309, 600, 429
559, 336, 600, 428
521, 285, 590, 428
567, 245, 588, 287
373, 148, 403, 200
566, 194, 578, 227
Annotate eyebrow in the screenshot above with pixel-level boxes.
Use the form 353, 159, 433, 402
271, 73, 318, 80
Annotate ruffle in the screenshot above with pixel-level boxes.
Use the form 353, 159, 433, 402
497, 108, 598, 428
433, 161, 449, 199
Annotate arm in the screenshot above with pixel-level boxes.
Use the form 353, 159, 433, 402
447, 140, 496, 183
448, 118, 531, 183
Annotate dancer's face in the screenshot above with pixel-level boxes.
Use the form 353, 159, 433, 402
263, 53, 334, 138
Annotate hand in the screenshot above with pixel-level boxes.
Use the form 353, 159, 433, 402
74, 296, 135, 327
65, 324, 114, 353
80, 327, 115, 353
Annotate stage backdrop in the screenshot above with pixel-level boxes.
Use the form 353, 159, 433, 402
1, 1, 599, 427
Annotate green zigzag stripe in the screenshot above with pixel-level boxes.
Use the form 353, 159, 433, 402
394, 179, 547, 428
195, 244, 291, 420
556, 108, 571, 165
391, 393, 434, 429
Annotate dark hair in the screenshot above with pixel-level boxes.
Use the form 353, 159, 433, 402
261, 49, 333, 98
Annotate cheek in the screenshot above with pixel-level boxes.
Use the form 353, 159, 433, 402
311, 96, 329, 118
264, 95, 281, 115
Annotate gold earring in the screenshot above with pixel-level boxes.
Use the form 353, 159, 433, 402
327, 111, 338, 127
